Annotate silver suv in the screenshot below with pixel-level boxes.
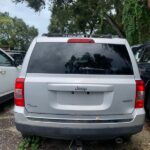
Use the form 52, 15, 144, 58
14, 37, 145, 140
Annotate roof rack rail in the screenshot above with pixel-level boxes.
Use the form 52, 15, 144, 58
42, 33, 120, 38
42, 33, 85, 37
93, 34, 119, 38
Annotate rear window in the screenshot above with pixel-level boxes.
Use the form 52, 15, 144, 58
27, 42, 133, 75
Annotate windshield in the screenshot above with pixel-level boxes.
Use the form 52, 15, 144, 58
27, 42, 133, 75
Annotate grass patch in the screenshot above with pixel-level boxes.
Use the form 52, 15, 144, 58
17, 136, 40, 150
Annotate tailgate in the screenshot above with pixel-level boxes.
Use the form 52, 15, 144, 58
25, 74, 136, 115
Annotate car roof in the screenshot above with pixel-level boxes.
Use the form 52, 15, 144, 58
35, 37, 127, 45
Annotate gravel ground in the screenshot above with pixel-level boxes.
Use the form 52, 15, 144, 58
1, 100, 150, 150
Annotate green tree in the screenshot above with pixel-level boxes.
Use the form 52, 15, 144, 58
123, 0, 150, 45
13, 0, 150, 44
148, 0, 150, 9
12, 0, 45, 11
48, 0, 125, 37
0, 12, 38, 51
48, 0, 73, 34
13, 0, 125, 37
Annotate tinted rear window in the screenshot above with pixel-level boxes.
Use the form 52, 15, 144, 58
27, 42, 133, 75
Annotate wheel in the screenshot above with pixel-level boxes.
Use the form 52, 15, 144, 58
123, 135, 132, 142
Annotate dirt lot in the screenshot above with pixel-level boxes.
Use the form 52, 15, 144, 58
1, 100, 150, 150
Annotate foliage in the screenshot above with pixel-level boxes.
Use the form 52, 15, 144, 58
48, 0, 73, 34
12, 0, 150, 45
48, 0, 124, 37
123, 0, 150, 45
0, 12, 38, 51
13, 0, 125, 37
17, 136, 40, 150
12, 0, 45, 12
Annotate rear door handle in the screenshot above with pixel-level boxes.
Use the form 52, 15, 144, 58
48, 84, 114, 92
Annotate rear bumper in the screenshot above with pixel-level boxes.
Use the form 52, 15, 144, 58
14, 109, 145, 140
16, 122, 143, 140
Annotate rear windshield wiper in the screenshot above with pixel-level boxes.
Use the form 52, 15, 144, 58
79, 67, 106, 71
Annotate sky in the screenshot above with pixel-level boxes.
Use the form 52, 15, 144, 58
0, 0, 51, 35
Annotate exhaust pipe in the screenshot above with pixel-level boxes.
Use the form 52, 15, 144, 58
115, 137, 123, 144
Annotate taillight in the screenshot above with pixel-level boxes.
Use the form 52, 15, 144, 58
14, 78, 25, 107
135, 80, 145, 108
68, 38, 95, 43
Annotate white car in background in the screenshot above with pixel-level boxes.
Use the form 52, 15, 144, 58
0, 48, 20, 104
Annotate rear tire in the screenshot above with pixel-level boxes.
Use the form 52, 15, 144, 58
123, 136, 132, 142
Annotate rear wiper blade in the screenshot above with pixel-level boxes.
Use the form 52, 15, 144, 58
79, 67, 105, 71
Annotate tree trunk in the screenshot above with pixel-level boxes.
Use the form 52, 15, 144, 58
105, 14, 125, 38
148, 0, 150, 9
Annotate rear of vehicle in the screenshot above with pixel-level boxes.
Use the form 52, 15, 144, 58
14, 37, 145, 139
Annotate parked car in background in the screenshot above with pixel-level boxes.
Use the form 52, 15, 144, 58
131, 44, 142, 54
14, 36, 145, 140
0, 48, 20, 104
6, 51, 25, 66
132, 42, 150, 116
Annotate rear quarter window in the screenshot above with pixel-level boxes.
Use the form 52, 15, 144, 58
27, 42, 133, 75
